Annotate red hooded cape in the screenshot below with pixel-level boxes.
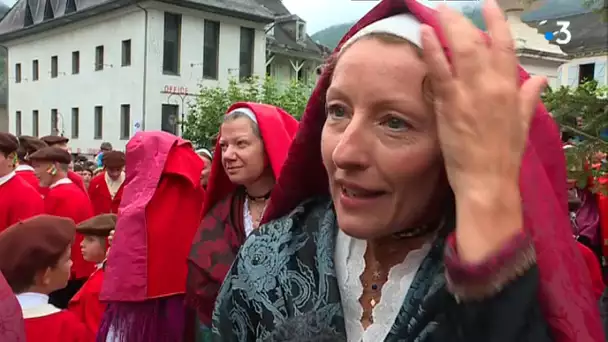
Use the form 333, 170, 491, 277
201, 102, 299, 215
101, 131, 205, 301
187, 102, 299, 324
0, 271, 25, 342
262, 1, 603, 341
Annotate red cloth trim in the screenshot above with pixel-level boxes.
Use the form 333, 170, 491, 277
576, 242, 605, 300
444, 232, 530, 283
262, 1, 603, 341
101, 132, 205, 301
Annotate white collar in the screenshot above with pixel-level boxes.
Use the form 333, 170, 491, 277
16, 292, 61, 319
49, 177, 72, 189
0, 171, 16, 186
15, 164, 34, 172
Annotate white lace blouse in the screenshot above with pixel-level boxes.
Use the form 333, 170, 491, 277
334, 229, 431, 342
243, 197, 257, 237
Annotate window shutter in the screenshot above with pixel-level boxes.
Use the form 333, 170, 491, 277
567, 65, 579, 86
593, 61, 606, 86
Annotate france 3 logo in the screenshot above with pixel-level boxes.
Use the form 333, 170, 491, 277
538, 20, 572, 45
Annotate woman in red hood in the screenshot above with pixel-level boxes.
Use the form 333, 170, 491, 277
210, 0, 604, 341
186, 102, 298, 339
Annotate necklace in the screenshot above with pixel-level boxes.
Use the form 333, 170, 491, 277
359, 260, 385, 325
392, 216, 447, 239
247, 197, 267, 229
245, 189, 272, 201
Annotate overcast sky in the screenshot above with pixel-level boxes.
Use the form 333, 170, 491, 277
0, 0, 475, 34
283, 0, 473, 33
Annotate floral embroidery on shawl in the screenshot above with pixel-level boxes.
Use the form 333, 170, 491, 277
212, 197, 448, 342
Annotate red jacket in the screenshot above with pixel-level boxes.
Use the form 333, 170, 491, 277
88, 173, 124, 215
68, 170, 88, 195
44, 179, 95, 279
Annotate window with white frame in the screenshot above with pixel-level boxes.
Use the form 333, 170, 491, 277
296, 21, 306, 41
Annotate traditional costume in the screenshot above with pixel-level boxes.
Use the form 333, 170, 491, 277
0, 215, 94, 342
186, 102, 299, 331
69, 214, 116, 334
40, 135, 87, 194
29, 147, 95, 308
88, 151, 126, 214
0, 270, 26, 342
15, 135, 47, 193
0, 133, 44, 234
98, 131, 205, 342
211, 1, 604, 342
576, 242, 605, 300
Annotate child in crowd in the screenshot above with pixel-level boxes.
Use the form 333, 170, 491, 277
0, 215, 93, 342
69, 213, 116, 334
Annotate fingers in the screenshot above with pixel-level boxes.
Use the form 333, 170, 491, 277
519, 75, 547, 125
483, 0, 519, 82
420, 25, 454, 96
436, 5, 489, 80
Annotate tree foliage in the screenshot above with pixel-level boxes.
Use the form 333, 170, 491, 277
542, 80, 608, 190
183, 77, 313, 149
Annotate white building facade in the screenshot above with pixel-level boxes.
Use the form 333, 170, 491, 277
0, 0, 272, 153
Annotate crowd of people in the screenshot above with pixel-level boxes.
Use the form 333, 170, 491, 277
0, 0, 607, 341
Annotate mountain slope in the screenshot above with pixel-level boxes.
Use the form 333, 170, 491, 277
310, 8, 484, 50
310, 22, 353, 50
310, 0, 596, 50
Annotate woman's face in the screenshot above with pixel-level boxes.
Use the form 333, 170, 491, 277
321, 37, 445, 240
219, 117, 266, 186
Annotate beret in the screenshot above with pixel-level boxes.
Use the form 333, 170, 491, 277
28, 146, 72, 164
16, 136, 47, 160
40, 135, 69, 146
76, 214, 117, 237
102, 151, 126, 169
0, 132, 18, 154
0, 215, 75, 292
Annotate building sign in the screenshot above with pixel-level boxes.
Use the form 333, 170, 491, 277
133, 121, 142, 135
163, 85, 188, 95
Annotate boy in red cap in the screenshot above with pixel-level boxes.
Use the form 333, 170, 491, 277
69, 213, 116, 334
0, 132, 44, 233
88, 151, 126, 214
39, 135, 87, 194
28, 147, 95, 308
0, 215, 93, 341
15, 135, 47, 193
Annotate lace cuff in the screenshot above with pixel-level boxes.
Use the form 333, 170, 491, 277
444, 232, 536, 302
